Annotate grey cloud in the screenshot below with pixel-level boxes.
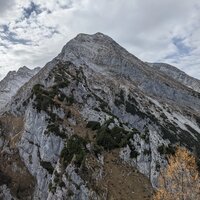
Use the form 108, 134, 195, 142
0, 25, 32, 45
57, 0, 73, 9
23, 1, 42, 19
0, 0, 15, 16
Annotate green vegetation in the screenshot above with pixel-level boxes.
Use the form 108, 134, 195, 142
59, 181, 66, 188
58, 116, 142, 174
40, 161, 54, 174
67, 189, 74, 197
47, 112, 63, 124
96, 124, 134, 150
57, 92, 66, 102
92, 144, 103, 157
32, 84, 59, 112
54, 176, 59, 184
0, 170, 11, 186
48, 182, 56, 194
155, 161, 161, 172
86, 121, 101, 130
94, 107, 101, 112
51, 65, 71, 87
56, 81, 69, 89
96, 128, 117, 150
48, 182, 53, 191
140, 132, 150, 143
125, 101, 146, 119
45, 123, 66, 139
99, 101, 108, 111
31, 80, 73, 113
85, 118, 140, 158
157, 144, 176, 155
65, 95, 75, 106
60, 135, 87, 168
60, 117, 141, 168
126, 136, 140, 159
29, 155, 33, 164
47, 123, 60, 133
160, 125, 178, 143
114, 89, 125, 106
129, 144, 139, 158
143, 149, 151, 155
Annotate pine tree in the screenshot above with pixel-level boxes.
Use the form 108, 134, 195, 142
153, 147, 200, 200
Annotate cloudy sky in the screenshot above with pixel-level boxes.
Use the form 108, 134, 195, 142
0, 0, 200, 80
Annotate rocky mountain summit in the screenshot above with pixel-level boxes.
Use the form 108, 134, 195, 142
0, 32, 200, 200
0, 66, 40, 112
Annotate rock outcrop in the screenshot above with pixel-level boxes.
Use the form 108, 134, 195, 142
0, 33, 200, 200
0, 66, 40, 112
148, 62, 200, 93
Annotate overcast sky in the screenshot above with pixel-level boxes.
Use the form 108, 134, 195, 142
0, 0, 200, 80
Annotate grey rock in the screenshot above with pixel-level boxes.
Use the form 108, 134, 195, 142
0, 66, 40, 112
148, 62, 200, 93
1, 32, 200, 199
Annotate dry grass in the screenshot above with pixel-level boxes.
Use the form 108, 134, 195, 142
101, 150, 153, 200
0, 150, 35, 200
0, 114, 35, 199
61, 104, 154, 199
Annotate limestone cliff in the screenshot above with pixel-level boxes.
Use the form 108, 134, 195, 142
0, 33, 200, 200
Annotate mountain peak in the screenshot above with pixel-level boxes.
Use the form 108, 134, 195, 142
1, 33, 200, 200
67, 32, 116, 51
75, 32, 112, 41
18, 66, 30, 71
58, 32, 142, 74
0, 66, 40, 112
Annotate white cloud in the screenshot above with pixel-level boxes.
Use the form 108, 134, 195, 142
0, 0, 200, 80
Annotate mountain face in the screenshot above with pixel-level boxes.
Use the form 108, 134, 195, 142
0, 33, 200, 200
0, 66, 40, 112
148, 62, 200, 93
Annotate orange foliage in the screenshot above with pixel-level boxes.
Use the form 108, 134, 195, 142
153, 147, 200, 200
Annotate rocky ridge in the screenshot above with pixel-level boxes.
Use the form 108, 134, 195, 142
0, 66, 40, 112
148, 62, 200, 93
0, 33, 200, 200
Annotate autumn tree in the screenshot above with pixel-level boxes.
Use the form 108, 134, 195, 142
153, 147, 200, 200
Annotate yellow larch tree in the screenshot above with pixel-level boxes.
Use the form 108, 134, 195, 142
153, 147, 200, 200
